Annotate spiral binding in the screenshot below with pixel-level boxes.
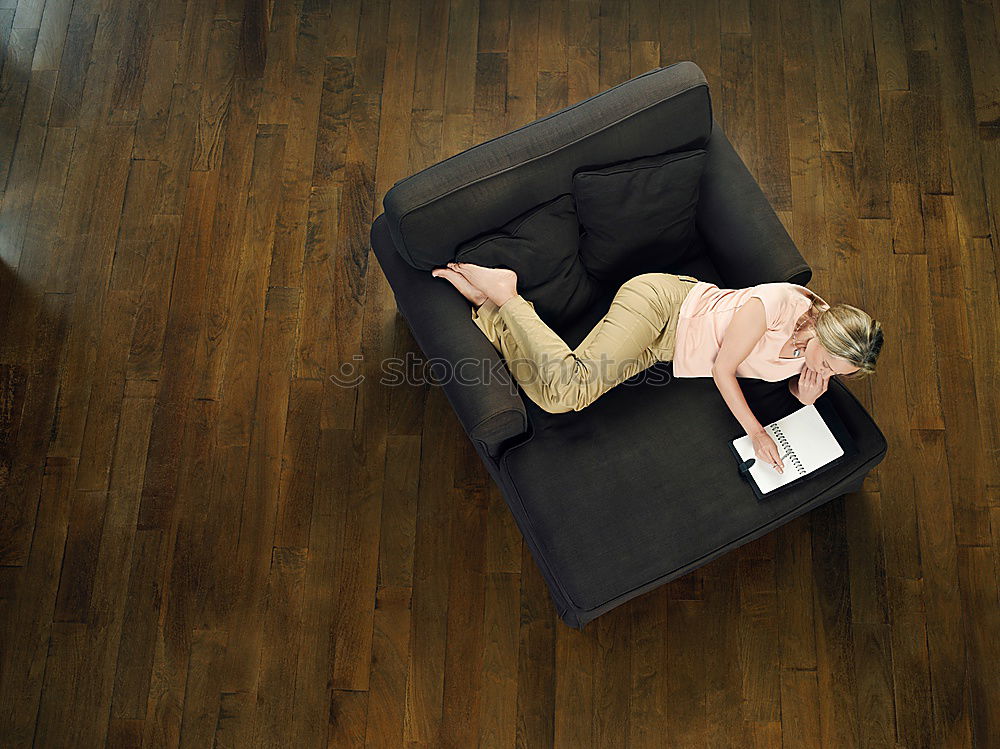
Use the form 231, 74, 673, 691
771, 425, 806, 476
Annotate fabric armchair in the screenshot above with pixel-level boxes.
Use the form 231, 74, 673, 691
371, 61, 888, 630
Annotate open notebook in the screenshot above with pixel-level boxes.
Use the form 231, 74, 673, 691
730, 399, 856, 500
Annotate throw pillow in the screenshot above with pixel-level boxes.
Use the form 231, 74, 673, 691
573, 148, 707, 286
454, 193, 602, 331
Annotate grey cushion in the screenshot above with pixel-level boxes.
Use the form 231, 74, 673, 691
382, 62, 713, 271
455, 194, 602, 331
574, 148, 707, 286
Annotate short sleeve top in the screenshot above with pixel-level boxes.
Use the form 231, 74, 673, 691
671, 281, 830, 381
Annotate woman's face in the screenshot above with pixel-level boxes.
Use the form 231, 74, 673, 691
803, 335, 859, 377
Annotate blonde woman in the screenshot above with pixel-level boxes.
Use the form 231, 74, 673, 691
432, 262, 883, 474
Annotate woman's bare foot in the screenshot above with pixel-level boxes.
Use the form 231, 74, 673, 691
431, 267, 489, 307
446, 262, 518, 307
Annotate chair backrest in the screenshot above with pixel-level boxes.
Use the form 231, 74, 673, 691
382, 61, 713, 270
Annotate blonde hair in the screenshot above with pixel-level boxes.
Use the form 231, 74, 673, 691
802, 297, 883, 379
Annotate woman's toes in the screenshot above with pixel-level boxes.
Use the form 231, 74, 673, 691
433, 267, 488, 305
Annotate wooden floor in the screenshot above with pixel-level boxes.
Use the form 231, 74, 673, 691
1, 0, 998, 746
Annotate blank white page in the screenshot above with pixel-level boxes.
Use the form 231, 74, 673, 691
732, 404, 846, 494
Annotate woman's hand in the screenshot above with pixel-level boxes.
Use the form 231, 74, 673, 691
750, 427, 785, 473
797, 366, 830, 404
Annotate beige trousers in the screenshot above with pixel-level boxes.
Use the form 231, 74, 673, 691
471, 271, 700, 413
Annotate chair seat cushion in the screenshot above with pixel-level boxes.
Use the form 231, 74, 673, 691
454, 193, 603, 330
573, 148, 707, 288
491, 250, 887, 618
498, 369, 885, 614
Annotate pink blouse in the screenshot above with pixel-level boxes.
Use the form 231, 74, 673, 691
671, 281, 829, 381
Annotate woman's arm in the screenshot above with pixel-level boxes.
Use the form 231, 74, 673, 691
710, 297, 768, 436
788, 375, 804, 404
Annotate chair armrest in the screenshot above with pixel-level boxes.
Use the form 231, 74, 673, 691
370, 214, 529, 458
695, 118, 812, 287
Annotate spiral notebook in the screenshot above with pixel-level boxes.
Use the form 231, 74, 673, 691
729, 399, 856, 500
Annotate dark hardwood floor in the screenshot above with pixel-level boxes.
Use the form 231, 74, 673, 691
1, 0, 998, 746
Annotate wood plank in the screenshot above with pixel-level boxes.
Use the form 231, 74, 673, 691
966, 11, 1000, 241
908, 50, 953, 195
554, 622, 596, 746
0, 456, 77, 745
507, 0, 541, 128
846, 490, 889, 625
962, 235, 1000, 498
887, 575, 934, 749
750, 0, 792, 212
956, 545, 1000, 747
841, 0, 890, 218
775, 515, 817, 670
177, 628, 229, 746
628, 0, 658, 45
537, 0, 567, 73
478, 571, 520, 748
900, 0, 937, 51
809, 0, 852, 151
0, 121, 72, 345
811, 499, 860, 749
73, 286, 139, 490
663, 597, 707, 747
738, 557, 780, 723
46, 125, 135, 459
367, 579, 413, 747
439, 486, 487, 746
287, 429, 351, 747
134, 37, 180, 160
515, 541, 557, 749
778, 669, 822, 748
401, 393, 458, 745
691, 0, 721, 95
702, 553, 746, 747
593, 609, 630, 748
274, 378, 324, 548
870, 0, 909, 91
928, 0, 992, 237
719, 32, 755, 182
0, 31, 48, 238
880, 89, 919, 189
911, 428, 974, 748
248, 547, 307, 746
213, 277, 299, 688
0, 294, 72, 565
627, 587, 668, 746
719, 0, 750, 34
922, 194, 991, 546
781, 0, 825, 280
852, 619, 895, 748
189, 82, 266, 404
658, 0, 692, 65
126, 215, 182, 382
568, 0, 596, 105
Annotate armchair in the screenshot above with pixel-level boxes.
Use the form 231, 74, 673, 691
370, 61, 887, 629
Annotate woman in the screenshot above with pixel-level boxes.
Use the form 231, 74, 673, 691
431, 262, 883, 474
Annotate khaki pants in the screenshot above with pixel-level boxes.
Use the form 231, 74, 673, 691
471, 271, 700, 413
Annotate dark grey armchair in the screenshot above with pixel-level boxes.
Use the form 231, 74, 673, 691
370, 61, 887, 629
